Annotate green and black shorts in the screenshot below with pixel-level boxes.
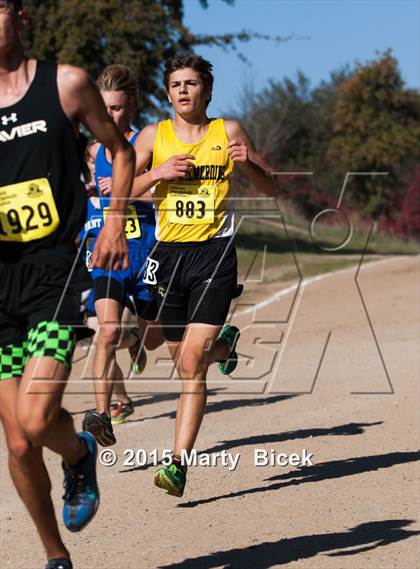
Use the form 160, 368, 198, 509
0, 250, 92, 380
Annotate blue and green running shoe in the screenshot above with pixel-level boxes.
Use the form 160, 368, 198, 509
62, 432, 99, 532
217, 325, 240, 375
154, 462, 186, 497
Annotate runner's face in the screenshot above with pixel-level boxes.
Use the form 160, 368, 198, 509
167, 68, 210, 117
101, 90, 134, 134
0, 2, 21, 51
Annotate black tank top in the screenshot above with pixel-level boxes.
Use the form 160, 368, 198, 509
0, 61, 86, 261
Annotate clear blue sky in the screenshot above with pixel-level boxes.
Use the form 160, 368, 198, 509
184, 0, 419, 115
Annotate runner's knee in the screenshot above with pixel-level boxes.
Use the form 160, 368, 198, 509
178, 352, 207, 379
19, 417, 50, 445
7, 436, 32, 462
1, 414, 34, 462
96, 323, 121, 349
17, 407, 58, 445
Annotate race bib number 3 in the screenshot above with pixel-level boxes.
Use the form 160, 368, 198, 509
167, 184, 215, 225
0, 178, 60, 242
85, 237, 95, 272
143, 256, 159, 285
103, 204, 141, 239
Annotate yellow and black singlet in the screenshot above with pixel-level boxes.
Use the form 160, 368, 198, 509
152, 118, 234, 243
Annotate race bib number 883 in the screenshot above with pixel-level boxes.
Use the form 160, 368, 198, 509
167, 184, 215, 225
0, 178, 60, 242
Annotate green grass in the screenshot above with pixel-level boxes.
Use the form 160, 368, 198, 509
236, 219, 418, 284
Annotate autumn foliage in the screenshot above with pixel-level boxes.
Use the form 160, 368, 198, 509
237, 52, 419, 237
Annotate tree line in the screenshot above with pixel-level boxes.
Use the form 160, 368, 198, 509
235, 51, 419, 237
22, 0, 279, 123
23, 2, 419, 237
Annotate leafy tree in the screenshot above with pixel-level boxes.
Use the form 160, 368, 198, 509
327, 51, 420, 215
22, 0, 284, 124
233, 72, 312, 168
395, 168, 420, 237
234, 51, 419, 227
233, 68, 351, 208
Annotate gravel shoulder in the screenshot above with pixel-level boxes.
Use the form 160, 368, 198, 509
1, 255, 419, 569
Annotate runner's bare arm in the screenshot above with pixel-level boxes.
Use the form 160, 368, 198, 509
130, 125, 157, 198
94, 131, 154, 202
57, 65, 135, 270
224, 120, 276, 196
131, 124, 195, 198
130, 125, 157, 202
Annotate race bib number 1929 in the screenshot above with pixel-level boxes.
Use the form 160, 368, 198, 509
0, 178, 60, 242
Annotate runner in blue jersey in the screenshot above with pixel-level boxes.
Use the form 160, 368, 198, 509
80, 140, 148, 424
81, 65, 163, 445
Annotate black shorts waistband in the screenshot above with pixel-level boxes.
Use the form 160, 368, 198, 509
156, 237, 233, 249
0, 244, 78, 265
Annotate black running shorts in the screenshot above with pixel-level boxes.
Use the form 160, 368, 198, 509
0, 249, 92, 347
144, 237, 238, 341
93, 277, 158, 321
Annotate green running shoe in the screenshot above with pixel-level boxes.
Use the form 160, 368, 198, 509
154, 463, 186, 497
111, 399, 135, 425
128, 330, 147, 375
217, 325, 240, 375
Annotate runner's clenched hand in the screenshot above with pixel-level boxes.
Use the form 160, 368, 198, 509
228, 139, 248, 163
98, 176, 112, 196
155, 154, 195, 181
91, 215, 128, 270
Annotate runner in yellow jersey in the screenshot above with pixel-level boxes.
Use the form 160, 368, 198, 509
131, 55, 275, 497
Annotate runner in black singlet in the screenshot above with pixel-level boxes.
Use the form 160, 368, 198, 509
0, 2, 135, 568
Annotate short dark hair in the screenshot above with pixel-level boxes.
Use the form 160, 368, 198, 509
164, 55, 214, 105
8, 0, 23, 9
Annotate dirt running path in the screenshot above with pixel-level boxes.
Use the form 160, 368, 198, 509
1, 255, 419, 569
